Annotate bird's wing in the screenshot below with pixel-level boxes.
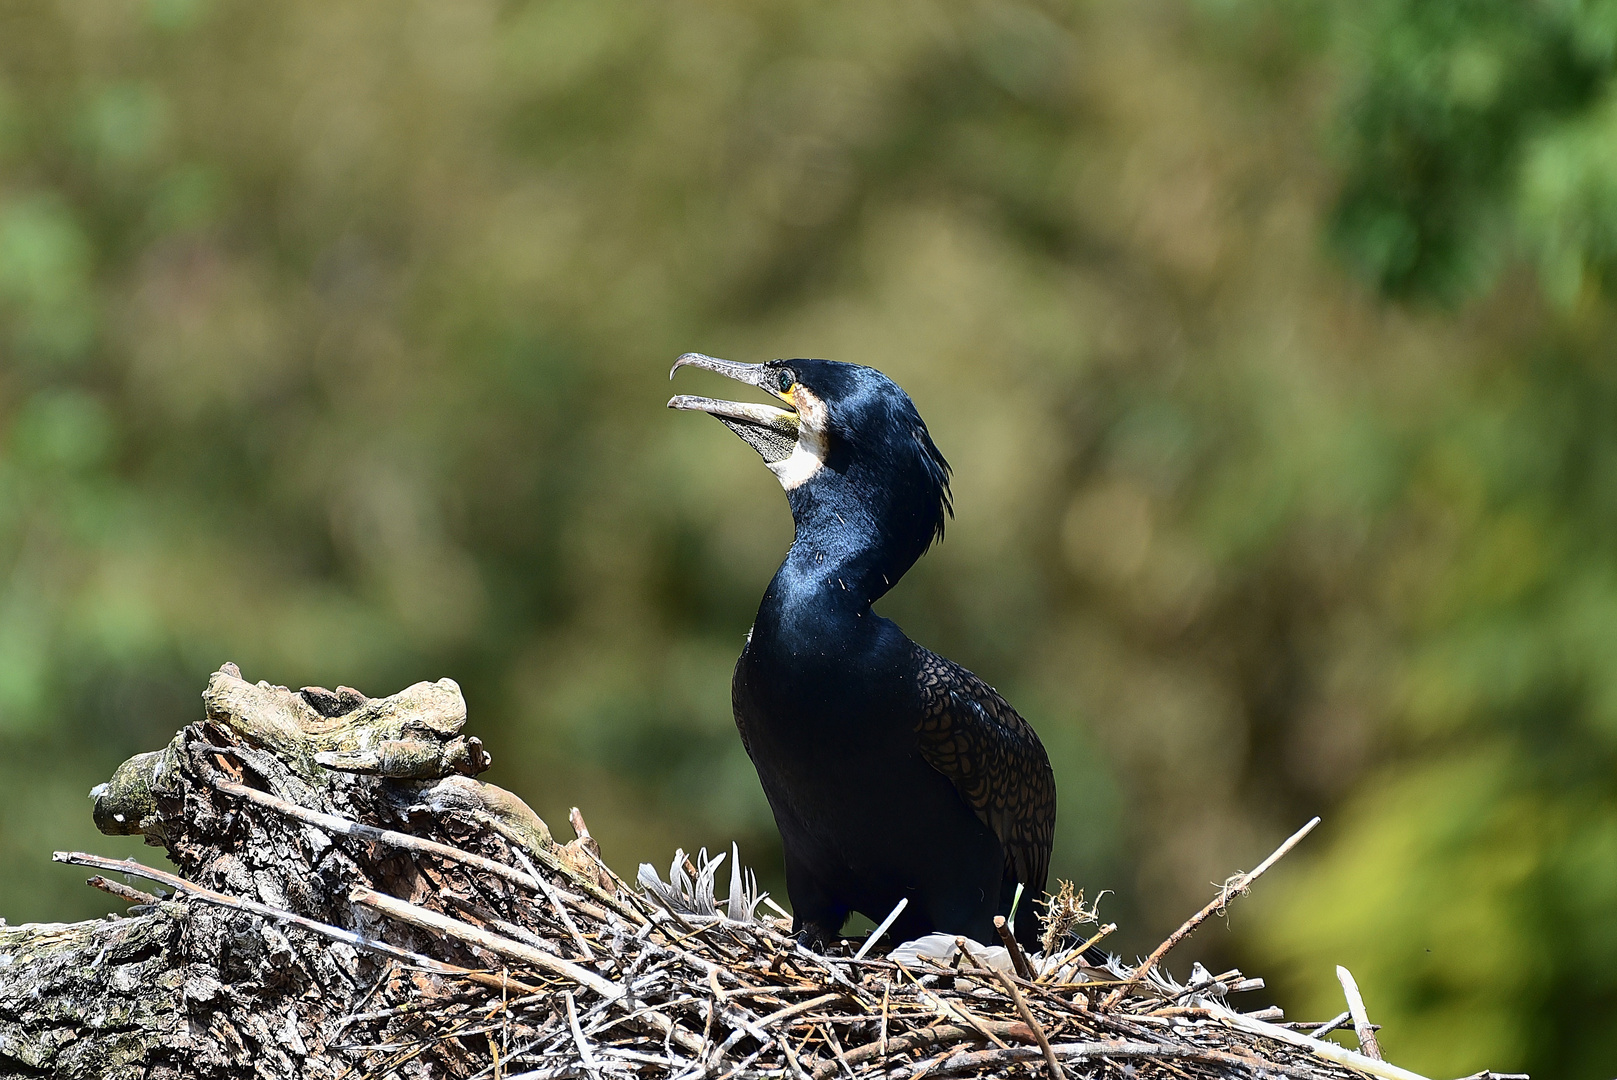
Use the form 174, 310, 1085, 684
914, 647, 1056, 894
730, 642, 759, 762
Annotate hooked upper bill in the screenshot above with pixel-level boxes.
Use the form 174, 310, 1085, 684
667, 353, 801, 466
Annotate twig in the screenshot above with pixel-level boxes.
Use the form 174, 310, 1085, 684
1040, 923, 1117, 984
1074, 922, 1116, 960
882, 1040, 1309, 1080
569, 805, 649, 908
699, 968, 721, 1066
1150, 815, 1318, 969
350, 886, 713, 1066
350, 1011, 506, 1079
880, 983, 890, 1059
993, 915, 1035, 981
991, 967, 1065, 1080
1157, 969, 1255, 1007
564, 992, 601, 1080
350, 885, 622, 1001
811, 1023, 1030, 1080
853, 897, 907, 962
444, 897, 566, 960
1336, 966, 1383, 1060
1105, 816, 1319, 1005
909, 1048, 953, 1080
780, 1031, 813, 1080
522, 848, 595, 962
1308, 1010, 1352, 1040
213, 777, 643, 926
86, 874, 159, 906
755, 993, 846, 1030
56, 852, 537, 995
1202, 1002, 1433, 1080
822, 1023, 856, 1079
911, 972, 1012, 1050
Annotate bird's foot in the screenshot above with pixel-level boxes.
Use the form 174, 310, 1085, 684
792, 921, 838, 953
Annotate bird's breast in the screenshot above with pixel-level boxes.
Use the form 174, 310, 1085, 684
734, 620, 919, 774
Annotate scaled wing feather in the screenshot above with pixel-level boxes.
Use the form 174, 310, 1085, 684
914, 648, 1056, 897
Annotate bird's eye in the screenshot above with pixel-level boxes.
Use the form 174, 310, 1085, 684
777, 371, 794, 393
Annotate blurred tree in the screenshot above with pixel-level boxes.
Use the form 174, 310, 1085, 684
1258, 1, 1617, 1077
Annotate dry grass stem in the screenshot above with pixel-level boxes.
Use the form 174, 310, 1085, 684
1105, 816, 1320, 1007
1336, 966, 1384, 1060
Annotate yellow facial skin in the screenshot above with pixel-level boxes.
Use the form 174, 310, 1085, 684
767, 383, 829, 491
780, 383, 827, 432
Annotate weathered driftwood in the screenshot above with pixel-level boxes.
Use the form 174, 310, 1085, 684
0, 663, 572, 1079
0, 664, 1506, 1080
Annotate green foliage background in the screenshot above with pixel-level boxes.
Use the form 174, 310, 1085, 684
1, 2, 1614, 1075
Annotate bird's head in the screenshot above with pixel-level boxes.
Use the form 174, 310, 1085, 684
669, 353, 952, 596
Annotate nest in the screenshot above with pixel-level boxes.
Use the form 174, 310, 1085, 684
54, 667, 1494, 1080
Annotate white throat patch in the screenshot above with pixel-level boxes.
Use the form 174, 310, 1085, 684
767, 385, 829, 491
767, 428, 827, 490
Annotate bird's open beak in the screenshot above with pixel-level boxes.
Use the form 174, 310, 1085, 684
668, 353, 800, 464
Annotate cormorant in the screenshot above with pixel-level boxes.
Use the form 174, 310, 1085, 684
669, 353, 1058, 952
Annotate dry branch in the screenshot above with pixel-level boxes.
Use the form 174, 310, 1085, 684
1106, 815, 1321, 1006
1336, 966, 1384, 1061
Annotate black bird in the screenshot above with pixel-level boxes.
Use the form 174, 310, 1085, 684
669, 353, 1057, 952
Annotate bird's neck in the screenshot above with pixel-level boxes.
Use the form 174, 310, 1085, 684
765, 481, 919, 618
764, 544, 879, 627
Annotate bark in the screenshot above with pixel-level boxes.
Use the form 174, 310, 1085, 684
0, 663, 570, 1079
